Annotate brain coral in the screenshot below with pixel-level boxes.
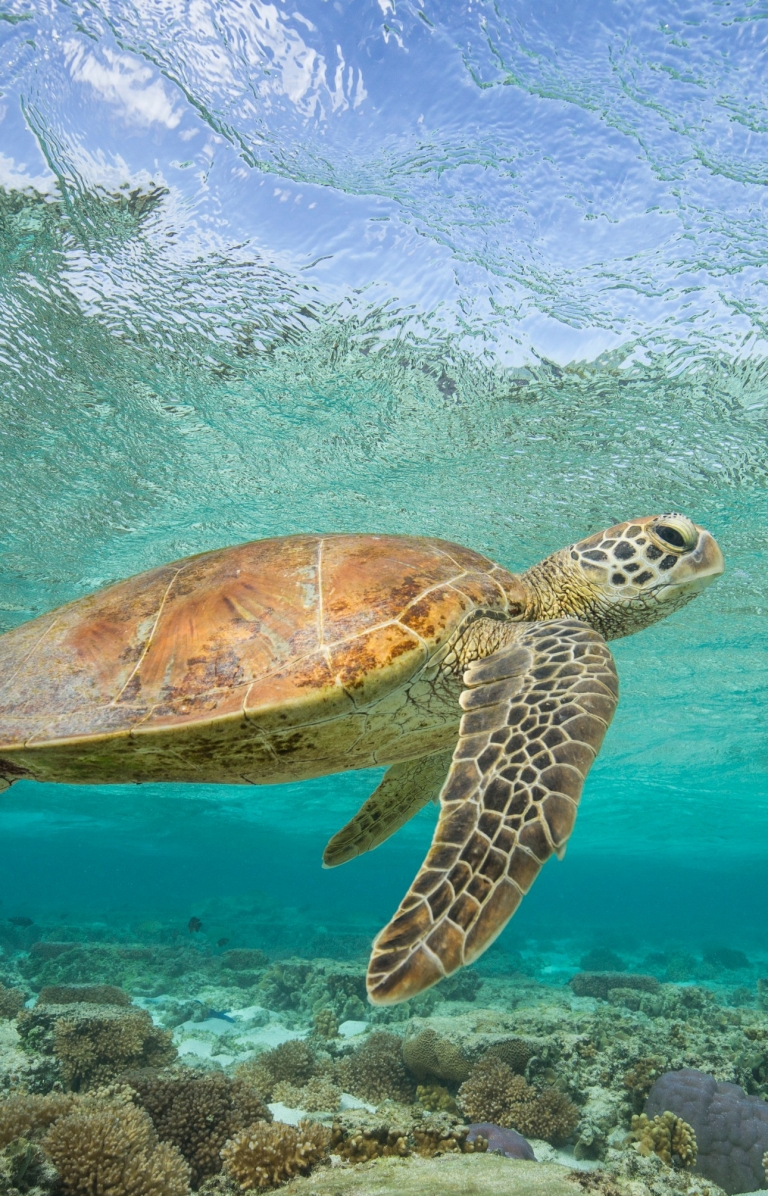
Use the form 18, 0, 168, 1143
458, 1057, 579, 1146
485, 1039, 530, 1076
402, 1028, 470, 1084
336, 1032, 414, 1105
632, 1111, 697, 1167
125, 1071, 271, 1187
44, 1092, 190, 1196
646, 1068, 768, 1195
221, 1120, 329, 1189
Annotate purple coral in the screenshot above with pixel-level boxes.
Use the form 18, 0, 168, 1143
466, 1123, 535, 1159
646, 1068, 768, 1195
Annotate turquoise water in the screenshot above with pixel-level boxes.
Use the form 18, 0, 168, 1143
0, 0, 766, 960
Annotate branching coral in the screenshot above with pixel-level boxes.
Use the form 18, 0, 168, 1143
336, 1032, 414, 1105
401, 1028, 470, 1084
0, 1093, 76, 1148
458, 1057, 579, 1145
415, 1084, 458, 1114
632, 1112, 697, 1168
232, 1060, 274, 1103
258, 1040, 317, 1086
0, 985, 25, 1020
125, 1071, 271, 1187
44, 1092, 190, 1196
221, 1120, 329, 1190
17, 1005, 175, 1091
270, 1078, 341, 1113
312, 1009, 338, 1039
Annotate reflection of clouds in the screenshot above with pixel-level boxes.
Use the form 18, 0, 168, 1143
64, 42, 181, 128
0, 151, 55, 192
127, 0, 366, 120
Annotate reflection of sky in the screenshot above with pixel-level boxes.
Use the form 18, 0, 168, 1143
2, 0, 768, 361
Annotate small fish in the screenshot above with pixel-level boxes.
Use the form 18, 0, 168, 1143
217, 937, 230, 948
188, 917, 203, 933
209, 1009, 235, 1023
8, 917, 33, 927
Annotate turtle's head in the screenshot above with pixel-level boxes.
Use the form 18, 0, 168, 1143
521, 514, 724, 640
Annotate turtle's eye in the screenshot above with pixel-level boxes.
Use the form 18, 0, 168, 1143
649, 515, 698, 554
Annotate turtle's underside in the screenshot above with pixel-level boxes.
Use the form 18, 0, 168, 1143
0, 519, 723, 1003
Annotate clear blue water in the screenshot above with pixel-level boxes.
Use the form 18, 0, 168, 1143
0, 0, 766, 959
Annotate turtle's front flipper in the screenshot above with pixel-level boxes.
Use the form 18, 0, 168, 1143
323, 751, 453, 868
366, 619, 618, 1005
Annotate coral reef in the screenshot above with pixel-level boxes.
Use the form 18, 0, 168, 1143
312, 1009, 338, 1039
0, 988, 25, 1022
401, 1028, 470, 1084
415, 1084, 458, 1114
758, 979, 768, 1013
702, 949, 750, 972
570, 974, 661, 1001
44, 1090, 190, 1196
220, 1120, 329, 1189
38, 986, 130, 1007
125, 1071, 271, 1187
0, 1137, 58, 1196
329, 1107, 486, 1161
485, 1038, 530, 1075
232, 1060, 274, 1102
17, 1004, 175, 1091
631, 1112, 697, 1168
0, 1093, 76, 1148
457, 1056, 579, 1145
336, 1032, 414, 1105
270, 1077, 341, 1113
258, 1041, 318, 1087
466, 1123, 534, 1159
646, 1068, 768, 1194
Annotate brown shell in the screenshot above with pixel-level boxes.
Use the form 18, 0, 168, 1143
0, 534, 524, 782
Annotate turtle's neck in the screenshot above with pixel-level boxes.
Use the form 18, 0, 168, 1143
520, 549, 600, 627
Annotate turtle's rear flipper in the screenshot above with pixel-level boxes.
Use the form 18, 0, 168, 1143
366, 619, 618, 1005
323, 750, 453, 868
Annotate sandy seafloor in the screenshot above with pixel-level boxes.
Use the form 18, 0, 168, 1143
1, 905, 767, 1196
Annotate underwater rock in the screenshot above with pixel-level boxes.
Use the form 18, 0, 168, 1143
44, 1089, 190, 1196
401, 1027, 471, 1083
124, 1070, 272, 1187
269, 1153, 595, 1195
646, 1067, 768, 1193
17, 1003, 175, 1090
221, 1119, 329, 1189
703, 948, 750, 972
466, 1122, 535, 1159
570, 973, 661, 1001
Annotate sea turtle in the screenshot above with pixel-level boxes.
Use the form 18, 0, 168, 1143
0, 515, 722, 1003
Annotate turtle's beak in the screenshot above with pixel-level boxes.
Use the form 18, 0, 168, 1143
665, 526, 724, 594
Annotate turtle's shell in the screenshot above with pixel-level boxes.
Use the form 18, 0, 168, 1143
0, 534, 524, 785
